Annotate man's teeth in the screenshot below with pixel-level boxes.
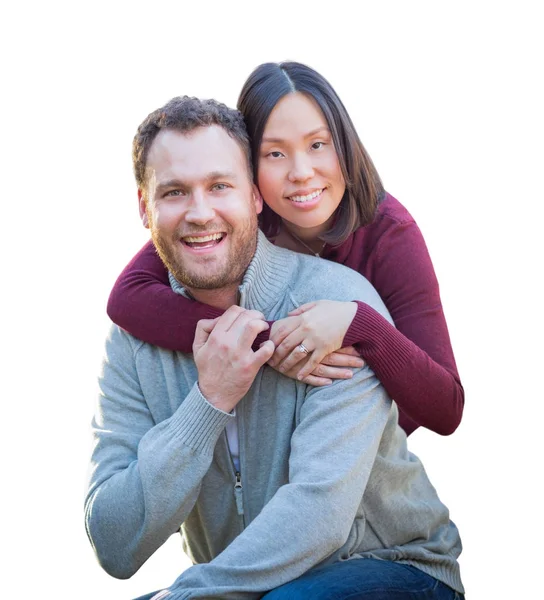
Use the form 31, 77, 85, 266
290, 189, 322, 203
183, 233, 223, 243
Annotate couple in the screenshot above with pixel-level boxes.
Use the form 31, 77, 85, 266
86, 62, 465, 599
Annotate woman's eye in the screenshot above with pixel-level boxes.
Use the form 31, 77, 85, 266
267, 151, 284, 159
311, 141, 325, 150
165, 189, 183, 197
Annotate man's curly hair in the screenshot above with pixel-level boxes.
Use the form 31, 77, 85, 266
133, 96, 253, 194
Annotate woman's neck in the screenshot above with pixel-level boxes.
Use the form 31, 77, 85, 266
277, 222, 326, 257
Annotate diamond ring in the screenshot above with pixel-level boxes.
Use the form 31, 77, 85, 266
297, 343, 310, 355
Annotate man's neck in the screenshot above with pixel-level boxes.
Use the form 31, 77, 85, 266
186, 284, 240, 310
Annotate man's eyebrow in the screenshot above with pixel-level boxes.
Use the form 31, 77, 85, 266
261, 126, 330, 144
206, 170, 239, 181
155, 179, 187, 193
155, 172, 239, 193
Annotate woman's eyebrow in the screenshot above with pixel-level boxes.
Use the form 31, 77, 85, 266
261, 126, 330, 144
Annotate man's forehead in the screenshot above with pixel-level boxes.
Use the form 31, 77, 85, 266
148, 126, 244, 168
145, 126, 250, 191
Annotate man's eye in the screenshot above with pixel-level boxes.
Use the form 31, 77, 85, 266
165, 189, 184, 197
212, 183, 229, 191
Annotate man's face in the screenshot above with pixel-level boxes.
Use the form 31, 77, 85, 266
141, 126, 262, 292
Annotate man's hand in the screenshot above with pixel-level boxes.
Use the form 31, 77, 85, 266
193, 306, 275, 413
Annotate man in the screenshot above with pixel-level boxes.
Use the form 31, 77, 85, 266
85, 96, 464, 599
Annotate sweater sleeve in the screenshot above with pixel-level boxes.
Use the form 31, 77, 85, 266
159, 367, 392, 599
84, 326, 233, 579
107, 241, 270, 351
342, 220, 464, 436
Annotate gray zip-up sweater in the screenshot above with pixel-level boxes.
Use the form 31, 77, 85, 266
85, 232, 464, 599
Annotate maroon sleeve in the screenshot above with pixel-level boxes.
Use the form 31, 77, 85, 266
342, 221, 464, 436
107, 241, 271, 351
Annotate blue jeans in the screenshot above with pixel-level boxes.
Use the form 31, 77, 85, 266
262, 559, 464, 600
133, 558, 464, 600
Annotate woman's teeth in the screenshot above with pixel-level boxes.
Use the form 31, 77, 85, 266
290, 189, 322, 203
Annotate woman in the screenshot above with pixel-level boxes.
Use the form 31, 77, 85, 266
107, 61, 464, 437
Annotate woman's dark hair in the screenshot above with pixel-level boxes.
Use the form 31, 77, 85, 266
238, 61, 384, 245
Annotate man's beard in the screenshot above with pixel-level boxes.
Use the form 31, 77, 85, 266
150, 216, 258, 291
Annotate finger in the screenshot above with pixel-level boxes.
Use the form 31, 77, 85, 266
269, 316, 300, 350
275, 334, 317, 373
193, 317, 220, 352
237, 317, 270, 350
299, 374, 333, 386
310, 365, 354, 380
288, 302, 317, 316
237, 309, 266, 322
252, 339, 275, 367
196, 317, 220, 334
225, 308, 267, 339
293, 345, 332, 380
320, 351, 365, 368
212, 307, 265, 336
209, 309, 266, 350
334, 345, 362, 357
270, 327, 304, 366
210, 305, 249, 334
226, 308, 266, 333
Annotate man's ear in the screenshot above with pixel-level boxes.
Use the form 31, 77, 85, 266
252, 185, 263, 215
138, 189, 150, 228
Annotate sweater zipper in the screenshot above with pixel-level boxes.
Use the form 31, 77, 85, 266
224, 431, 246, 528
234, 471, 244, 517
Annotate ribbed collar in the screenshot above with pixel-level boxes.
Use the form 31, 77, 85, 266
169, 230, 294, 314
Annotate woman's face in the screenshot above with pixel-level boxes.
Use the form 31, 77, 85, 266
257, 92, 346, 238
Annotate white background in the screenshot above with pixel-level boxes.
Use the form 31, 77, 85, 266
2, 1, 542, 598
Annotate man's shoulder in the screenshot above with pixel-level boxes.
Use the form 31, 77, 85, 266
293, 252, 375, 293
102, 324, 145, 361
103, 324, 173, 359
289, 252, 392, 322
102, 324, 197, 380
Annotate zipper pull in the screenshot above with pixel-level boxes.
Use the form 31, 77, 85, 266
234, 471, 244, 516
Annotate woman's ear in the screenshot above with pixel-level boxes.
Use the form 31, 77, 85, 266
252, 185, 263, 215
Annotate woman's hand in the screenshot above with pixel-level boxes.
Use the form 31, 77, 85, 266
268, 300, 363, 380
268, 346, 365, 386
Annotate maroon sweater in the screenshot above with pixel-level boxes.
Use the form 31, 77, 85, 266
107, 193, 464, 436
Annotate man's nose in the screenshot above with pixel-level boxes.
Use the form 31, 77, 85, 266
185, 192, 215, 224
288, 152, 315, 182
